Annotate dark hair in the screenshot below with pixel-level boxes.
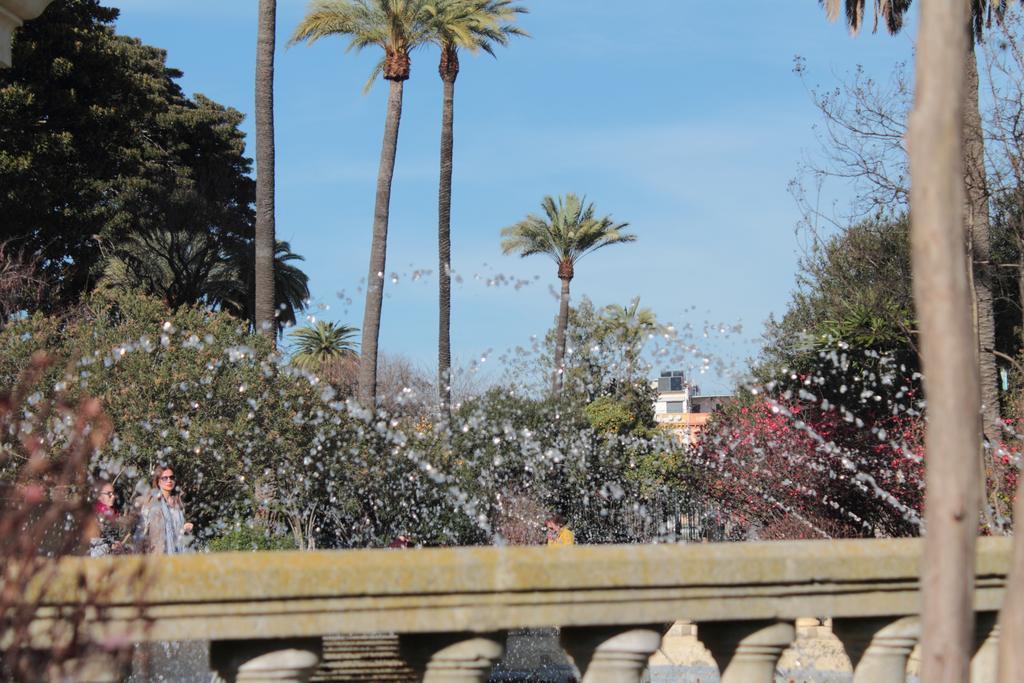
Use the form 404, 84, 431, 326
150, 464, 174, 490
546, 512, 566, 527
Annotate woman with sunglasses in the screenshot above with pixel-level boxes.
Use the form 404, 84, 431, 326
137, 464, 193, 554
88, 478, 128, 556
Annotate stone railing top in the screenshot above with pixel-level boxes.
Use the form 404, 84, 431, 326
31, 537, 1011, 643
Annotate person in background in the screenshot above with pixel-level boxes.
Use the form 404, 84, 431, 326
545, 513, 574, 546
88, 478, 127, 557
137, 464, 193, 555
388, 534, 411, 548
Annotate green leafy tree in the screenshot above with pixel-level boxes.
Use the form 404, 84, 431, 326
819, 0, 1007, 450
1, 2, 256, 311
0, 291, 479, 548
501, 194, 636, 394
428, 0, 527, 417
600, 296, 658, 388
291, 0, 434, 410
448, 386, 690, 544
536, 296, 659, 429
755, 214, 918, 412
95, 230, 238, 310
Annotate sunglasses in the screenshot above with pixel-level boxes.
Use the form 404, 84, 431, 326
159, 476, 176, 482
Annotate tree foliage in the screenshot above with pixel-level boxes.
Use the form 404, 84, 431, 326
502, 194, 635, 393
0, 291, 478, 548
695, 398, 925, 539
446, 386, 695, 544
757, 215, 918, 410
500, 194, 635, 279
289, 320, 359, 372
689, 215, 929, 538
1, 0, 271, 319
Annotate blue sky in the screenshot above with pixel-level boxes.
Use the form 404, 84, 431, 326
108, 1, 916, 393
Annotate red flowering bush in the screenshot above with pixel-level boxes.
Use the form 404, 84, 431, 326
694, 398, 925, 539
989, 420, 1023, 528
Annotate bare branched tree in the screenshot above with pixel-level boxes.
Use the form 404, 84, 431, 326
1, 352, 144, 679
0, 242, 44, 325
792, 57, 912, 229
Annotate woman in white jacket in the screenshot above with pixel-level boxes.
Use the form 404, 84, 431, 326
137, 464, 193, 554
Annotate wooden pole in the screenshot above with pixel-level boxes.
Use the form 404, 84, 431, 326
908, 1, 980, 682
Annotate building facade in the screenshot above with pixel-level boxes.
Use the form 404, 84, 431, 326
651, 370, 730, 444
0, 1, 55, 67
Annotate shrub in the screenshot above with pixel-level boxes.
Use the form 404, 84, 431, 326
206, 523, 297, 552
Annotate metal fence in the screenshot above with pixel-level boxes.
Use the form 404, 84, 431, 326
571, 496, 733, 545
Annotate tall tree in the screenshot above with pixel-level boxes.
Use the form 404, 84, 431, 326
819, 0, 1010, 500
1, 1, 256, 311
427, 0, 526, 418
291, 0, 433, 410
501, 194, 635, 394
254, 0, 278, 342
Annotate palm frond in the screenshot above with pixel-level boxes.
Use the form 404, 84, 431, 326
424, 0, 528, 58
500, 193, 637, 274
291, 0, 436, 86
289, 320, 360, 372
363, 58, 386, 93
819, 0, 910, 36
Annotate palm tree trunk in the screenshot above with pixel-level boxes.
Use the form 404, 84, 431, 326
909, 3, 980, 681
358, 79, 404, 410
254, 0, 277, 343
437, 64, 456, 419
964, 39, 1002, 450
553, 276, 571, 394
1019, 235, 1024, 352
964, 27, 1004, 531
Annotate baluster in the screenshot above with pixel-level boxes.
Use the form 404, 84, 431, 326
398, 631, 506, 682
697, 619, 795, 683
832, 616, 919, 683
560, 624, 664, 683
970, 612, 999, 683
210, 637, 322, 683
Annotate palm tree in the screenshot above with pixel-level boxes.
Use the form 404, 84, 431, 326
97, 231, 310, 335
254, 0, 278, 343
427, 0, 527, 418
221, 239, 311, 335
601, 297, 657, 387
289, 320, 360, 372
501, 194, 636, 393
95, 229, 235, 310
819, 0, 1009, 456
291, 0, 433, 410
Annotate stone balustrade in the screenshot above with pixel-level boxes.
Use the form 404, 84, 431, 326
24, 536, 1012, 682
0, 0, 54, 66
